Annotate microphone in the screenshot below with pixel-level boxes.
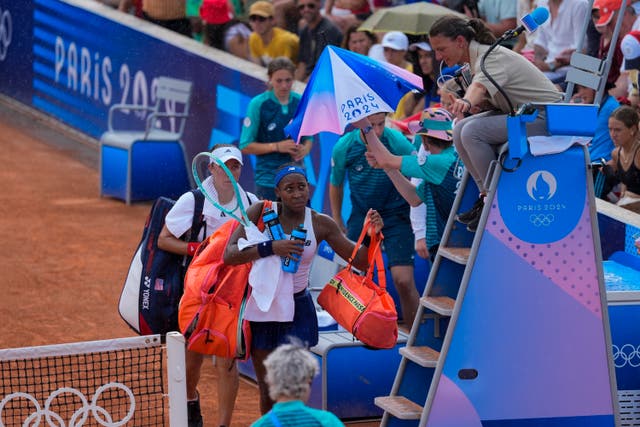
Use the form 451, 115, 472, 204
503, 7, 550, 40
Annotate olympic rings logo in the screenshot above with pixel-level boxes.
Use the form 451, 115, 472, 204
0, 382, 136, 427
612, 344, 640, 368
529, 213, 554, 227
0, 8, 12, 61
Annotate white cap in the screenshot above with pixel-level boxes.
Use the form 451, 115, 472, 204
409, 41, 432, 52
210, 145, 243, 165
381, 31, 408, 51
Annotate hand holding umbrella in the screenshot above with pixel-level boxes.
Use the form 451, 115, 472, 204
285, 45, 423, 143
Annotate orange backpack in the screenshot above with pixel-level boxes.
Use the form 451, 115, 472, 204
178, 202, 268, 359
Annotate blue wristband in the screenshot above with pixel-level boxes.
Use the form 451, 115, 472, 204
257, 240, 274, 257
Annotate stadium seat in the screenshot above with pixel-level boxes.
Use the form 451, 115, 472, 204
99, 77, 193, 204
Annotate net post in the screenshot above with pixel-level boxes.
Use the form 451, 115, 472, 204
166, 331, 188, 427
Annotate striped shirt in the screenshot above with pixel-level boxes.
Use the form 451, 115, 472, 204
250, 400, 344, 426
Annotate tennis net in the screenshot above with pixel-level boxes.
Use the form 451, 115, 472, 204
0, 333, 186, 427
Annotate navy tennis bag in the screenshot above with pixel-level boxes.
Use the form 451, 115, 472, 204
119, 191, 204, 335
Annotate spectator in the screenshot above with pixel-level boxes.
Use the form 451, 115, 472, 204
330, 112, 420, 326
409, 144, 430, 260
603, 105, 640, 212
431, 16, 562, 231
570, 84, 619, 162
272, 0, 302, 34
361, 108, 462, 262
475, 0, 517, 43
240, 57, 313, 200
324, 0, 371, 34
249, 341, 345, 426
187, 0, 205, 40
342, 25, 377, 56
445, 0, 480, 17
201, 0, 253, 60
119, 0, 193, 37
533, 0, 590, 85
622, 30, 640, 108
157, 144, 259, 427
295, 0, 343, 82
397, 41, 440, 119
593, 0, 636, 99
514, 0, 546, 57
248, 1, 300, 66
382, 31, 412, 71
224, 166, 384, 414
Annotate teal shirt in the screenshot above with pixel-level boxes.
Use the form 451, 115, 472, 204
330, 127, 415, 215
250, 400, 345, 426
400, 146, 461, 249
240, 90, 311, 188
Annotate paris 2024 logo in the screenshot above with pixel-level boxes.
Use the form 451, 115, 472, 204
499, 152, 585, 244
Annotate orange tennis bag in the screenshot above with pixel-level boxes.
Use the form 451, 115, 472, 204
317, 220, 398, 349
178, 203, 268, 359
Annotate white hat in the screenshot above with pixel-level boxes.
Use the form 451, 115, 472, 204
211, 145, 243, 165
409, 41, 432, 52
622, 31, 640, 70
381, 31, 409, 51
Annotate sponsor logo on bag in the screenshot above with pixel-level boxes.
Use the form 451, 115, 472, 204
328, 277, 365, 312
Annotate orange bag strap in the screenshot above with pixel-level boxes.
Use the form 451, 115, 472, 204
347, 219, 386, 290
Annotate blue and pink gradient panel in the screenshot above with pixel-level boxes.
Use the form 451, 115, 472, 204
427, 147, 617, 426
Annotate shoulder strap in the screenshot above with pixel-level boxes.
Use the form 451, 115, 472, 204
187, 189, 206, 242
348, 220, 386, 289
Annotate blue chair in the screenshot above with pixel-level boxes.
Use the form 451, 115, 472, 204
99, 77, 193, 204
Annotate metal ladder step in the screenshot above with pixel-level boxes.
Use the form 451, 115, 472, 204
374, 396, 423, 420
399, 345, 440, 367
421, 296, 455, 316
438, 246, 470, 264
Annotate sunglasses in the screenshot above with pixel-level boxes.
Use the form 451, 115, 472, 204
297, 3, 316, 10
249, 15, 268, 22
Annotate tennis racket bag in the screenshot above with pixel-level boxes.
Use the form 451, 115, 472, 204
119, 190, 204, 335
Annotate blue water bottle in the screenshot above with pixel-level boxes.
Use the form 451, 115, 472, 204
262, 207, 285, 241
282, 224, 307, 273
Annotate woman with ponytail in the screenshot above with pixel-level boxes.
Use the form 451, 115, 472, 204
428, 16, 562, 231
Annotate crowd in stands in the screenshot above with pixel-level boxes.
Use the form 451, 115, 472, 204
95, 0, 640, 425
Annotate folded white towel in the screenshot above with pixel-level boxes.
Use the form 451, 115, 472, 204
240, 224, 296, 321
528, 135, 591, 156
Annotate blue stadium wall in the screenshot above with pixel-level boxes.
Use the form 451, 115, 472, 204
0, 0, 343, 214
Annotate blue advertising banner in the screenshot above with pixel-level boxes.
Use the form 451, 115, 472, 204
0, 0, 344, 215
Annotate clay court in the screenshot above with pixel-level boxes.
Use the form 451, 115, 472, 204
0, 100, 263, 426
0, 100, 381, 427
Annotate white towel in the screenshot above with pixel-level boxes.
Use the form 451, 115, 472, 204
239, 224, 296, 321
528, 135, 591, 156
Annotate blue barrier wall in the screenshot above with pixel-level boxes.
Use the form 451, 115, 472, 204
0, 0, 341, 213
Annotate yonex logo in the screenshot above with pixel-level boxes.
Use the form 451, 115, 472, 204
0, 8, 12, 61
